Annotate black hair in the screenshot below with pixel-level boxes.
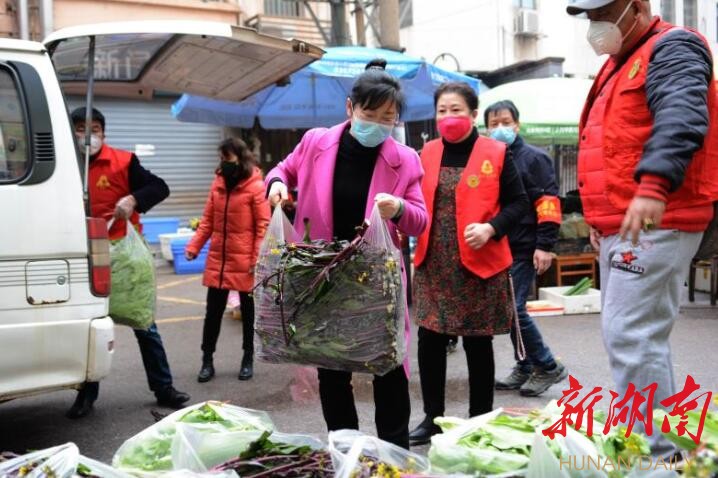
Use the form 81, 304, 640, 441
217, 137, 256, 181
483, 100, 520, 127
70, 107, 106, 131
433, 81, 479, 111
349, 58, 405, 115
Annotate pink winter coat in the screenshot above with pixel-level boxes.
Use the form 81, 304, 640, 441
265, 122, 429, 375
187, 167, 270, 292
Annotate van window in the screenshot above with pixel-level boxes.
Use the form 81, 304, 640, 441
0, 68, 29, 183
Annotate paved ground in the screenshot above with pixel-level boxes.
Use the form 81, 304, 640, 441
0, 263, 716, 463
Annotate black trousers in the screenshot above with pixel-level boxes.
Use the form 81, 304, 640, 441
417, 326, 494, 418
317, 366, 410, 449
201, 287, 255, 356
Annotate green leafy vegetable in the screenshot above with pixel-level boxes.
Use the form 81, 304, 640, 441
109, 227, 156, 329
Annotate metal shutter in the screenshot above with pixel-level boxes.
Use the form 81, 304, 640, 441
68, 96, 223, 221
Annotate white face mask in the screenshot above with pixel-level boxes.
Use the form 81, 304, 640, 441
77, 134, 103, 156
586, 0, 638, 56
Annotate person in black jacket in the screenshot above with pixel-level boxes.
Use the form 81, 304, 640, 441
484, 100, 569, 397
66, 107, 190, 419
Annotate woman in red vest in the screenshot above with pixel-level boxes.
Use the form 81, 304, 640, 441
186, 138, 270, 382
409, 82, 529, 445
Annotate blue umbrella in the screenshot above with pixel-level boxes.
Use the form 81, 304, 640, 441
171, 46, 488, 129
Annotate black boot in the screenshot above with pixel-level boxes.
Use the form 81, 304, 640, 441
197, 355, 215, 383
408, 415, 442, 446
238, 351, 253, 381
66, 387, 95, 419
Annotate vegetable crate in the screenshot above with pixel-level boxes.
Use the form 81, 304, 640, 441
538, 286, 601, 315
159, 229, 195, 261
171, 237, 209, 275
141, 217, 180, 244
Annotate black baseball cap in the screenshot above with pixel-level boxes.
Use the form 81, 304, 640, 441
566, 0, 616, 15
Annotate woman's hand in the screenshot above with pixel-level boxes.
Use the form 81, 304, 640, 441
268, 181, 288, 207
464, 223, 496, 250
374, 193, 404, 220
185, 250, 197, 261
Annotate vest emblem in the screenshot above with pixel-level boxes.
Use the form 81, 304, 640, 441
96, 175, 111, 190
628, 58, 641, 80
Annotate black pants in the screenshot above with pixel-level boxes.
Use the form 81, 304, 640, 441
201, 287, 255, 357
417, 326, 494, 418
318, 366, 410, 449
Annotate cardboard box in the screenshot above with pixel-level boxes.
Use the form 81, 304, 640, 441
539, 287, 601, 315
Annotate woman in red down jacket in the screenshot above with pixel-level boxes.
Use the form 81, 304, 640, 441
185, 138, 270, 383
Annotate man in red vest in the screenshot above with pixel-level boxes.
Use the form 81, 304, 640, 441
568, 0, 718, 457
67, 107, 190, 418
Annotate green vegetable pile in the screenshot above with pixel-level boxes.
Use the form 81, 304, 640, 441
254, 228, 405, 375
113, 402, 273, 473
564, 277, 594, 296
109, 227, 156, 330
428, 403, 651, 477
656, 403, 718, 477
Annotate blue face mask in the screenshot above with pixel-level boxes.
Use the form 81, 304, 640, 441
350, 117, 393, 148
490, 126, 517, 145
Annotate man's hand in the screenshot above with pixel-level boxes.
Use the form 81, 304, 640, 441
589, 227, 602, 252
185, 251, 197, 261
114, 195, 137, 219
619, 196, 666, 245
375, 193, 403, 220
268, 181, 288, 207
464, 223, 496, 250
534, 249, 554, 275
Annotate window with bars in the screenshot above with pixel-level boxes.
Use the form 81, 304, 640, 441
264, 0, 302, 17
683, 0, 697, 28
513, 0, 537, 9
661, 0, 675, 23
400, 0, 413, 28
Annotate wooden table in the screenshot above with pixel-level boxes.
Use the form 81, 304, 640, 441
554, 252, 598, 286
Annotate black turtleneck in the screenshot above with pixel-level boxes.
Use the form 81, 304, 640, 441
440, 129, 529, 239
332, 127, 380, 241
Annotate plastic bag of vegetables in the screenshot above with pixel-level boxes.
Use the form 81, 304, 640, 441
109, 221, 156, 330
0, 443, 130, 478
428, 410, 532, 477
112, 402, 273, 476
328, 430, 431, 478
254, 205, 406, 375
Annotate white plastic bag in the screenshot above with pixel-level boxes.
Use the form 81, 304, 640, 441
0, 444, 79, 478
428, 410, 530, 477
109, 222, 156, 329
112, 402, 273, 476
329, 429, 430, 478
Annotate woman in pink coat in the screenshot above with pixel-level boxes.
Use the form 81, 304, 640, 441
186, 138, 270, 383
266, 60, 428, 449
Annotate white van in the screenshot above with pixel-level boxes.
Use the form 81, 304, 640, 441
0, 21, 322, 402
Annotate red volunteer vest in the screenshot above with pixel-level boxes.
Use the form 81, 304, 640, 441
414, 137, 513, 279
578, 18, 718, 234
88, 144, 141, 241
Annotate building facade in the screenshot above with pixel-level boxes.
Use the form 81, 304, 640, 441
399, 0, 718, 79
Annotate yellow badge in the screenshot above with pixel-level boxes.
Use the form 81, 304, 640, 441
467, 174, 480, 188
481, 160, 494, 176
628, 58, 641, 80
96, 175, 111, 189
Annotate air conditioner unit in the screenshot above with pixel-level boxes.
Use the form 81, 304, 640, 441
514, 9, 540, 37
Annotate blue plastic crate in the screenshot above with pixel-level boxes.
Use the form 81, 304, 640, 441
142, 217, 180, 244
171, 237, 209, 275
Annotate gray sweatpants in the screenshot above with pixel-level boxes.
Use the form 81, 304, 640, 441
599, 229, 702, 457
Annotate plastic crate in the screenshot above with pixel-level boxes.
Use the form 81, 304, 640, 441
171, 237, 209, 275
159, 230, 195, 261
141, 217, 180, 244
